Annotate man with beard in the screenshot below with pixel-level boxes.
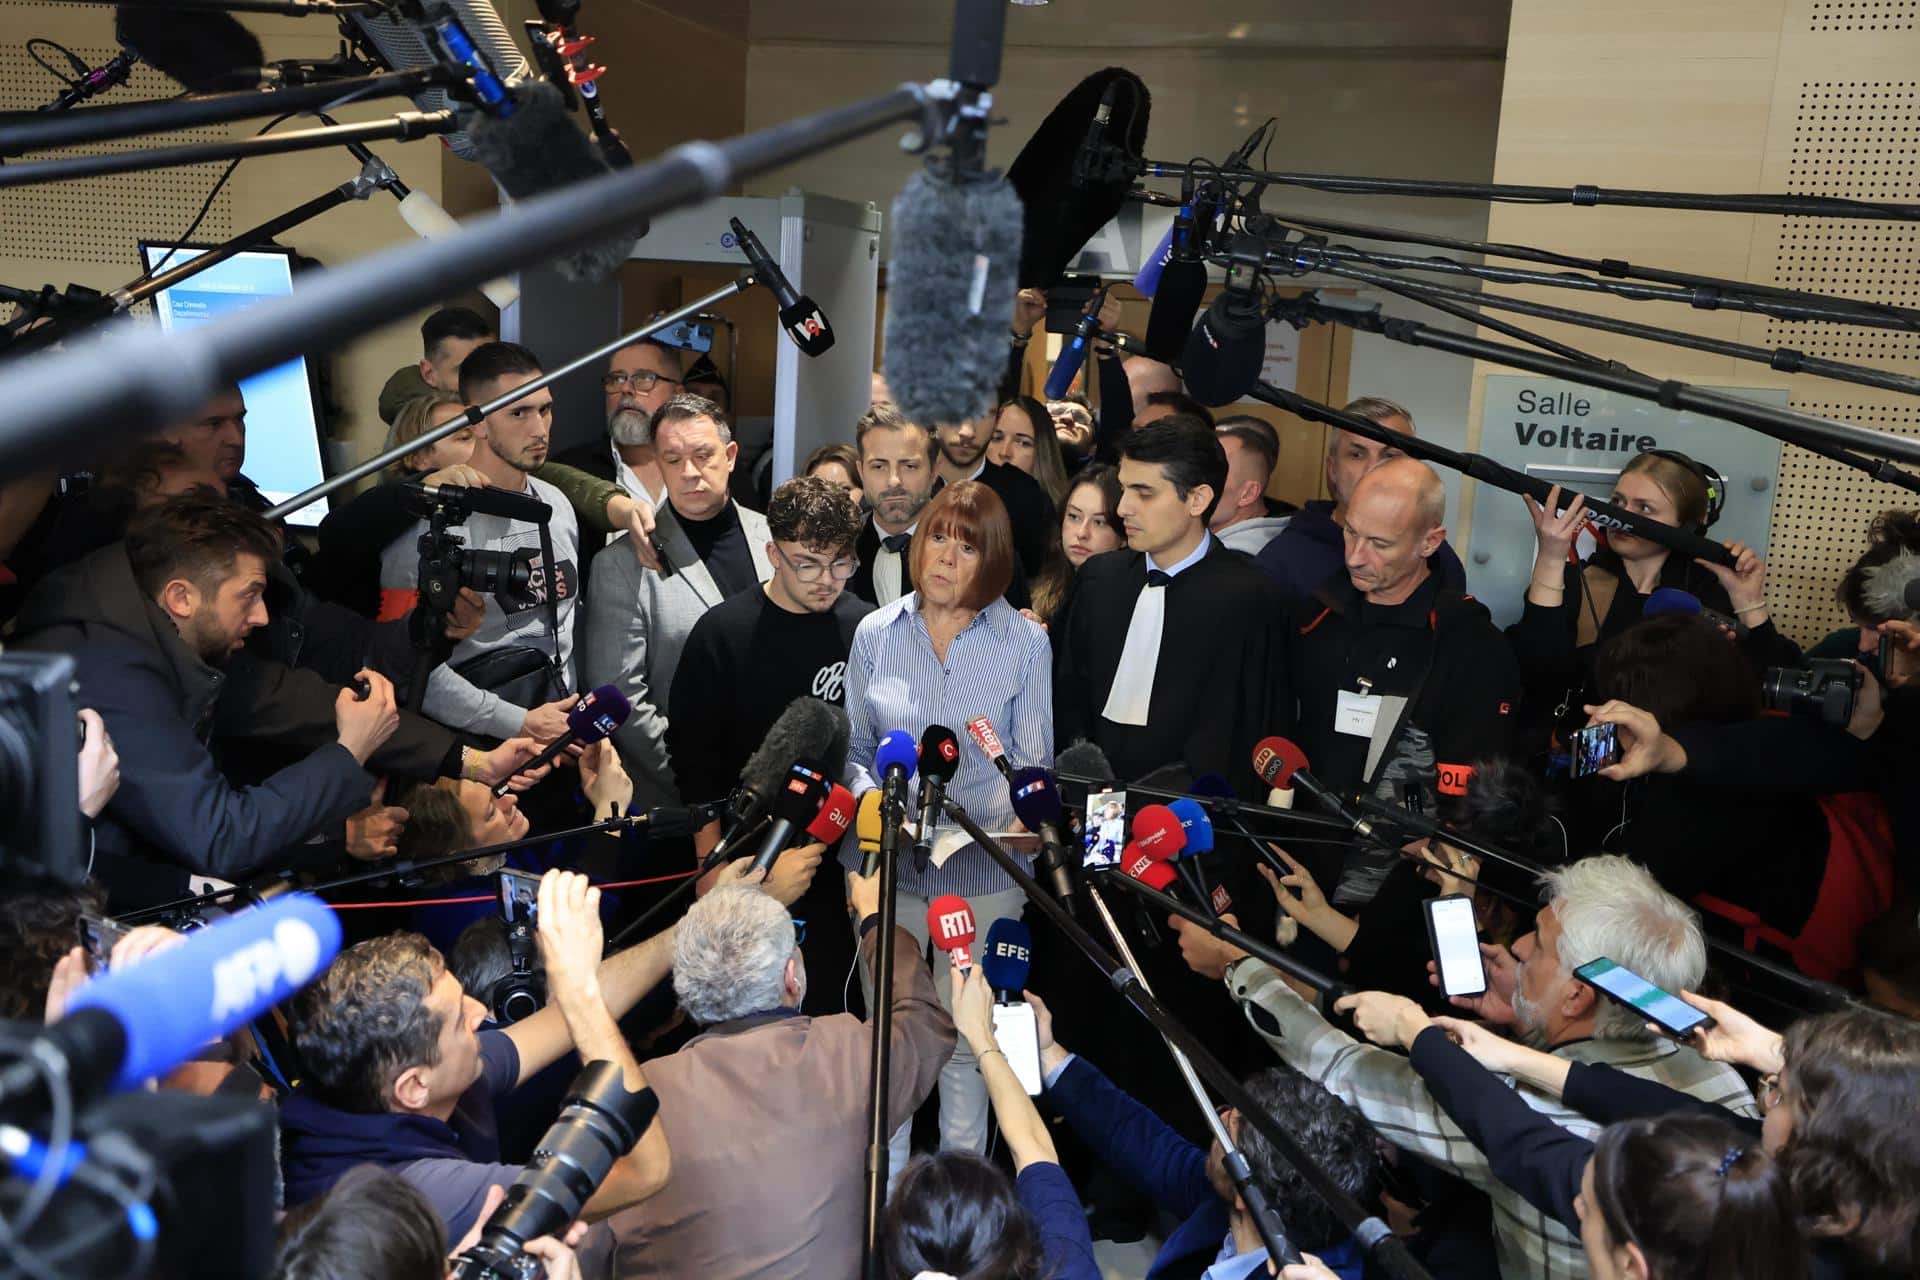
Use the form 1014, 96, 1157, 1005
930, 415, 1054, 580
554, 337, 683, 570
847, 403, 936, 607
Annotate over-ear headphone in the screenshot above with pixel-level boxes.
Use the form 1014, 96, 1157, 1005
1635, 448, 1725, 534
490, 918, 545, 1025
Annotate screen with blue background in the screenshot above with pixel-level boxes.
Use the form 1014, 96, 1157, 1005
138, 245, 329, 526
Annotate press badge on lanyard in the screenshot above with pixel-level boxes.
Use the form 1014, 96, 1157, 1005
1335, 679, 1383, 739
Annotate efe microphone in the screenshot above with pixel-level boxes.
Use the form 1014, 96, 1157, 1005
981, 918, 1032, 1001
495, 684, 631, 796
927, 895, 977, 972
728, 217, 835, 357
1252, 736, 1376, 838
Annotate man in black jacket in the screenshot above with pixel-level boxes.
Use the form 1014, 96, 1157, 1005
929, 417, 1055, 580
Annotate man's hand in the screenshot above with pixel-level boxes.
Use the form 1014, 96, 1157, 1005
1093, 289, 1123, 334
1583, 700, 1687, 781
578, 740, 634, 817
950, 965, 997, 1056
424, 463, 489, 490
1430, 943, 1519, 1026
335, 669, 400, 765
535, 870, 605, 1006
1333, 990, 1430, 1050
608, 493, 662, 572
846, 866, 882, 924
445, 1185, 588, 1280
444, 587, 485, 642
466, 737, 548, 789
345, 778, 409, 860
1012, 287, 1047, 339
1881, 618, 1920, 689
521, 694, 581, 744
43, 947, 87, 1024
1169, 912, 1248, 981
76, 708, 120, 820
1024, 989, 1069, 1077
713, 858, 768, 891
763, 841, 825, 907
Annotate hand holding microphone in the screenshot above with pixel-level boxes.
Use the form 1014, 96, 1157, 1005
497, 686, 633, 796
928, 895, 977, 972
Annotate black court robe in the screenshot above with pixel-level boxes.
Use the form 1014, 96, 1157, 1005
1052, 539, 1287, 799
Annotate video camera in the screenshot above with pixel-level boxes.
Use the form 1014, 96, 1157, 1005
404, 481, 551, 615
1761, 657, 1862, 727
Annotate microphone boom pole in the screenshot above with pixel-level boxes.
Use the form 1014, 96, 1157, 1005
862, 770, 910, 1278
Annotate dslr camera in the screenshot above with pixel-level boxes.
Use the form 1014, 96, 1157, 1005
406, 481, 544, 614
1760, 658, 1862, 727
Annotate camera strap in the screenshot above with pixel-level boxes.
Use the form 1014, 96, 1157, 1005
537, 521, 566, 696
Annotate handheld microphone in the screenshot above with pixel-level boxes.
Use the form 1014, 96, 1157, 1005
854, 790, 885, 870
721, 699, 847, 846
1132, 802, 1203, 906
1134, 220, 1178, 298
913, 726, 962, 872
1182, 281, 1268, 408
495, 685, 631, 796
1044, 302, 1103, 400
869, 729, 919, 876
1252, 736, 1375, 838
1166, 797, 1228, 918
0, 895, 340, 1108
981, 918, 1032, 1002
1119, 844, 1178, 892
746, 767, 832, 875
927, 895, 977, 972
728, 217, 834, 357
965, 716, 1017, 781
806, 784, 856, 847
716, 755, 830, 863
1008, 766, 1076, 908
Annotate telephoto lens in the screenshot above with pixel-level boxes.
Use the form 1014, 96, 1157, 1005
450, 1060, 659, 1279
1760, 658, 1862, 727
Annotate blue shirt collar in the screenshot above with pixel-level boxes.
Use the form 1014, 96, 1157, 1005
892, 592, 1012, 641
1147, 531, 1213, 579
1203, 1233, 1270, 1280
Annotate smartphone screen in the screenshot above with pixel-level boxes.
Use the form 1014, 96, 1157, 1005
991, 1002, 1044, 1096
497, 869, 542, 923
1083, 789, 1127, 869
77, 912, 129, 972
1568, 722, 1620, 779
1424, 895, 1487, 998
1574, 957, 1712, 1039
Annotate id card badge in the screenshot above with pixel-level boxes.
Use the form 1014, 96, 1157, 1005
1335, 689, 1384, 738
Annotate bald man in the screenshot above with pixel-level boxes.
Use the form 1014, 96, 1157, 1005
1255, 396, 1467, 601
1276, 457, 1520, 907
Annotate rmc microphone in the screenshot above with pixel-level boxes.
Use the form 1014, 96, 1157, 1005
1253, 736, 1376, 839
729, 216, 835, 358
928, 895, 977, 972
495, 684, 631, 796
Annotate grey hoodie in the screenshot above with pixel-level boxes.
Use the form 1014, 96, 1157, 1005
1213, 513, 1292, 557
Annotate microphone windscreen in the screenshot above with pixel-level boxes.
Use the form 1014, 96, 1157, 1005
1121, 846, 1178, 891
1182, 299, 1267, 408
927, 895, 977, 951
465, 80, 646, 282
876, 729, 920, 781
1134, 222, 1178, 297
806, 784, 855, 843
1643, 587, 1703, 617
567, 685, 632, 742
1144, 259, 1208, 365
736, 698, 843, 811
981, 918, 1033, 993
1165, 797, 1215, 855
1131, 804, 1187, 860
1252, 735, 1310, 789
68, 894, 340, 1091
1008, 766, 1065, 829
883, 170, 1024, 429
117, 6, 262, 92
918, 726, 962, 783
1007, 67, 1150, 288
1055, 739, 1116, 784
1860, 548, 1920, 621
772, 768, 830, 824
854, 789, 884, 853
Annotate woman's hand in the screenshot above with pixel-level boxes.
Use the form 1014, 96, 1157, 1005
950, 965, 998, 1056
1704, 539, 1768, 621
1524, 485, 1586, 573
1670, 991, 1784, 1073
1582, 700, 1687, 780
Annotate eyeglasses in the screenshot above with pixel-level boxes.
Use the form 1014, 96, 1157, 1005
1760, 1072, 1783, 1110
793, 918, 808, 946
773, 543, 858, 583
602, 370, 682, 392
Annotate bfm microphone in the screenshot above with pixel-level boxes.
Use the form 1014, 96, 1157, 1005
728, 217, 834, 358
913, 725, 962, 872
0, 895, 340, 1108
1182, 278, 1268, 408
1166, 797, 1230, 918
965, 716, 1017, 781
1044, 301, 1104, 400
1008, 766, 1076, 908
495, 685, 631, 796
981, 918, 1032, 1001
854, 790, 885, 872
746, 770, 832, 875
927, 895, 977, 972
807, 784, 856, 848
1252, 736, 1376, 838
869, 729, 919, 876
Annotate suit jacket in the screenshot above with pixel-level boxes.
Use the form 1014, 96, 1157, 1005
580, 500, 772, 807
607, 926, 956, 1278
847, 517, 911, 607
937, 459, 1055, 579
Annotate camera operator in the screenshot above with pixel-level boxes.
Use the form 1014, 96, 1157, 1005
281, 867, 686, 1244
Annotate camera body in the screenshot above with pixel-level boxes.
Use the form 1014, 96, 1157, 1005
0, 650, 85, 885
410, 486, 537, 615
1761, 658, 1862, 727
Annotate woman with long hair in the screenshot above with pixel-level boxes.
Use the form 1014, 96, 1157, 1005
1027, 464, 1123, 626
987, 396, 1071, 506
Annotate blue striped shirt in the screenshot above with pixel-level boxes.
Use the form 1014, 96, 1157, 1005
841, 593, 1055, 897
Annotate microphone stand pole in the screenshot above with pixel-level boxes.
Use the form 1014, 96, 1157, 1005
940, 800, 1424, 1279
861, 777, 910, 1279
1084, 882, 1304, 1268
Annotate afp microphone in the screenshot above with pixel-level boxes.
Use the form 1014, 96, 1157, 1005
1252, 736, 1376, 838
729, 217, 834, 357
495, 685, 631, 796
928, 895, 977, 972
981, 918, 1032, 1001
0, 895, 340, 1110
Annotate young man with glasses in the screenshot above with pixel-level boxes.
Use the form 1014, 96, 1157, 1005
666, 475, 871, 1011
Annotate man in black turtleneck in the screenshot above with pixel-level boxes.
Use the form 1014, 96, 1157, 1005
581, 394, 773, 808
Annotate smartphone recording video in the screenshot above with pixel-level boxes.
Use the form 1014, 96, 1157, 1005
1083, 789, 1126, 869
1568, 722, 1620, 779
496, 868, 542, 924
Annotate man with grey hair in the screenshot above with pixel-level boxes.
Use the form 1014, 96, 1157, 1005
1256, 395, 1466, 600
605, 866, 955, 1276
1188, 853, 1757, 1280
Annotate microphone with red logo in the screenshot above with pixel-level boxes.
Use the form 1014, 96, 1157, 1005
729, 216, 835, 358
1252, 736, 1376, 839
927, 895, 977, 972
1117, 841, 1176, 947
965, 716, 1017, 781
912, 725, 962, 874
806, 783, 856, 847
1132, 803, 1204, 906
746, 766, 832, 875
494, 685, 631, 796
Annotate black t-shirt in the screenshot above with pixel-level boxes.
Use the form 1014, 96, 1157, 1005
677, 501, 757, 600
665, 587, 871, 806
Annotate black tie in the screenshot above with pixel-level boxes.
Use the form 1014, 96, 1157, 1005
1145, 569, 1173, 588
882, 532, 912, 554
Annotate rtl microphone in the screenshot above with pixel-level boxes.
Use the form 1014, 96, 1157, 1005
746, 769, 832, 875
495, 685, 632, 796
913, 726, 962, 872
966, 716, 1017, 781
869, 729, 919, 876
0, 895, 340, 1109
981, 918, 1033, 1002
1252, 736, 1375, 838
729, 217, 834, 357
1182, 276, 1268, 408
927, 895, 977, 972
1008, 766, 1076, 908
1044, 300, 1104, 400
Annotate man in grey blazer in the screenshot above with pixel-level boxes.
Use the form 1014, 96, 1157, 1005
582, 394, 772, 808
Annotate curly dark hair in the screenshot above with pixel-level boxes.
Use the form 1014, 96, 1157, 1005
0, 881, 104, 1022
125, 490, 280, 599
1236, 1065, 1381, 1252
881, 1151, 1045, 1280
1779, 1007, 1920, 1273
767, 474, 862, 555
287, 932, 447, 1114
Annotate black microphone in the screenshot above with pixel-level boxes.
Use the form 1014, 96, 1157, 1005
728, 217, 834, 358
747, 770, 831, 875
115, 5, 262, 93
1182, 279, 1268, 408
1008, 67, 1151, 288
717, 698, 849, 856
1009, 767, 1076, 908
1070, 80, 1119, 189
913, 726, 962, 874
494, 685, 631, 796
1143, 187, 1210, 365
408, 479, 552, 524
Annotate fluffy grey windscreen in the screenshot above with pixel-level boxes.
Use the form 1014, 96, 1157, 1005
883, 170, 1025, 428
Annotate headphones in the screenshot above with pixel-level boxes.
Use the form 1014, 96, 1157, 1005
490, 917, 546, 1025
1634, 448, 1725, 534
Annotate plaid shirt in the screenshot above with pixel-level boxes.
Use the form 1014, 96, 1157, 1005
1225, 959, 1760, 1280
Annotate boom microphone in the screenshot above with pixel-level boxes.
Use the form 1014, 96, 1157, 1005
1007, 67, 1150, 287
1143, 192, 1210, 365
345, 0, 532, 161
1183, 283, 1268, 408
1044, 303, 1103, 400
496, 684, 632, 795
928, 895, 977, 971
1252, 736, 1376, 838
0, 895, 340, 1109
981, 918, 1032, 1001
409, 479, 552, 523
729, 217, 834, 357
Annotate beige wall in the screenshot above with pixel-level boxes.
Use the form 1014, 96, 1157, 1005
1472, 0, 1920, 644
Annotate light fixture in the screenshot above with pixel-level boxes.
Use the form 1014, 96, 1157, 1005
1009, 0, 1050, 7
